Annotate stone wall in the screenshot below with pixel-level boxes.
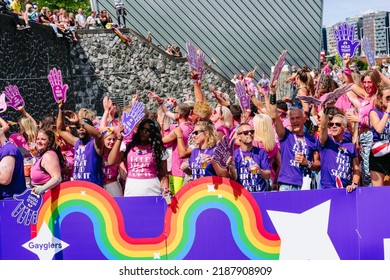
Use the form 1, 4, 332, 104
0, 14, 234, 128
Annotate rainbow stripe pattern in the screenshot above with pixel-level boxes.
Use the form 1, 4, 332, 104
35, 177, 280, 259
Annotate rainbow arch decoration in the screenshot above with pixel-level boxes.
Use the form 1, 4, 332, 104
34, 177, 281, 260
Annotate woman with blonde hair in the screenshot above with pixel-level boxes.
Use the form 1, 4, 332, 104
181, 121, 226, 180
210, 105, 233, 140
9, 107, 38, 152
252, 114, 281, 190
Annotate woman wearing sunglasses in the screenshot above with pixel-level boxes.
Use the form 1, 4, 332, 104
368, 86, 390, 186
108, 119, 169, 196
182, 121, 226, 181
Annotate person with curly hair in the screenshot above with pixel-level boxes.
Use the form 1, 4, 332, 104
108, 118, 169, 196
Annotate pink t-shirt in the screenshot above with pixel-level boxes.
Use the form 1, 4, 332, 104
171, 122, 193, 177
126, 145, 157, 179
9, 133, 28, 150
359, 97, 375, 129
30, 151, 56, 185
102, 152, 119, 184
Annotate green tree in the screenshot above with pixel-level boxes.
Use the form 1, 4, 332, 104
35, 0, 91, 14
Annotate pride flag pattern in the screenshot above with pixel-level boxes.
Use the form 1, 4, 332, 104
34, 177, 280, 259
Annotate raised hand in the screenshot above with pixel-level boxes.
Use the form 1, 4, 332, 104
0, 93, 7, 113
3, 85, 25, 110
271, 50, 288, 85
121, 101, 145, 137
48, 67, 68, 103
235, 81, 251, 112
362, 36, 376, 67
212, 136, 235, 169
11, 189, 43, 226
333, 22, 360, 58
103, 96, 112, 112
148, 91, 163, 103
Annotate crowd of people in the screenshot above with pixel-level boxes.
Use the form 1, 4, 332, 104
1, 53, 390, 201
0, 0, 126, 42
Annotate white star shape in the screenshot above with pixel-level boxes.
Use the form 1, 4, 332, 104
22, 222, 69, 260
153, 252, 160, 259
207, 184, 215, 192
218, 194, 223, 198
81, 191, 86, 196
267, 200, 340, 260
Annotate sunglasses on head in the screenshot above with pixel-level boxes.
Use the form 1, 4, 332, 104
238, 130, 254, 135
192, 130, 205, 136
328, 122, 342, 127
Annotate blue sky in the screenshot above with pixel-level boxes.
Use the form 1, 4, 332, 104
323, 0, 390, 27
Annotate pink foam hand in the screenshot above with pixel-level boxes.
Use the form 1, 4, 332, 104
48, 68, 68, 103
235, 82, 251, 111
271, 50, 288, 85
321, 84, 353, 105
121, 101, 145, 137
3, 85, 25, 110
296, 95, 322, 106
0, 93, 7, 113
212, 136, 235, 169
186, 42, 198, 71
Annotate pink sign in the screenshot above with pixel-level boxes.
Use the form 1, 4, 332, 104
3, 85, 25, 110
48, 68, 68, 103
271, 50, 287, 85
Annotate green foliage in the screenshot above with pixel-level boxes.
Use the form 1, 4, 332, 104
334, 53, 342, 67
351, 57, 368, 71
34, 0, 91, 14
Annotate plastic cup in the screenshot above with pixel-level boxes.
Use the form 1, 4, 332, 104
163, 193, 171, 204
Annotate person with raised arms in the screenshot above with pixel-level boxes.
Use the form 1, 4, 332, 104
268, 82, 320, 191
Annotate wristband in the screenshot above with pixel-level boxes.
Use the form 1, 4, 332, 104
269, 94, 276, 105
343, 67, 351, 76
158, 101, 164, 106
59, 109, 64, 113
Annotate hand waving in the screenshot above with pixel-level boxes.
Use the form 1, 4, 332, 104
333, 22, 360, 58
3, 85, 25, 110
235, 82, 251, 112
212, 136, 235, 169
121, 101, 145, 137
11, 189, 43, 226
48, 67, 68, 103
362, 36, 376, 67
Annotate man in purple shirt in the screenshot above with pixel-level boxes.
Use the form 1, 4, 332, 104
269, 86, 320, 191
319, 111, 360, 192
230, 123, 271, 192
57, 101, 104, 186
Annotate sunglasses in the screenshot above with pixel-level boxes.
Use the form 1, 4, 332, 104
192, 130, 205, 136
238, 130, 254, 135
328, 122, 342, 127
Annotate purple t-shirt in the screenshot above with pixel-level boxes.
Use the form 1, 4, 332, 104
0, 141, 26, 199
370, 108, 390, 142
189, 147, 216, 180
278, 130, 320, 186
233, 147, 271, 192
320, 137, 358, 189
73, 139, 103, 186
